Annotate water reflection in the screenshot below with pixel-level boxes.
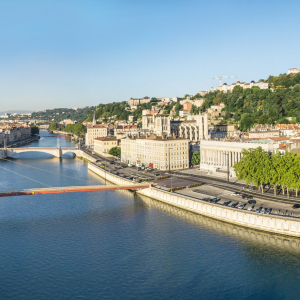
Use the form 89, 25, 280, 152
137, 194, 300, 253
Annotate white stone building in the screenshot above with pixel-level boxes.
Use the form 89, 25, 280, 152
200, 140, 280, 176
288, 68, 300, 75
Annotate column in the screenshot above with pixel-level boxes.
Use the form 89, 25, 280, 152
229, 151, 232, 167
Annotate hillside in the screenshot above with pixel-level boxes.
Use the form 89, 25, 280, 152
198, 72, 300, 131
31, 107, 96, 122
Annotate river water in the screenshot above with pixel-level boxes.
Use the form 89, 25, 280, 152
0, 131, 300, 299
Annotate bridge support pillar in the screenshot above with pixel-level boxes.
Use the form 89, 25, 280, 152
57, 147, 62, 158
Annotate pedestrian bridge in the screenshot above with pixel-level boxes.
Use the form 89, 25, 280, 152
0, 183, 152, 197
0, 147, 82, 158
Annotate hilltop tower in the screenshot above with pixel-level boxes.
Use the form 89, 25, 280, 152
92, 112, 96, 126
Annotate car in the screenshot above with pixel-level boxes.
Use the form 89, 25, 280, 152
96, 159, 101, 162
142, 170, 147, 173
128, 164, 133, 167
114, 172, 119, 175
231, 192, 240, 196
248, 200, 256, 204
212, 198, 220, 204
146, 167, 152, 171
128, 176, 133, 180
121, 175, 127, 178
260, 208, 266, 214
230, 202, 239, 208
255, 207, 262, 213
265, 209, 270, 215
247, 205, 255, 211
238, 203, 246, 209
223, 201, 231, 206
141, 166, 145, 170
292, 204, 300, 209
245, 195, 253, 200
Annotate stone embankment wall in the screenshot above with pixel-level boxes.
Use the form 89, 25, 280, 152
88, 163, 300, 238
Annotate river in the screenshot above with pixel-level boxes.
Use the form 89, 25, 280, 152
0, 131, 300, 299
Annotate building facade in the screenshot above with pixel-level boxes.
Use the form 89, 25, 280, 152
128, 96, 151, 107
85, 125, 108, 147
94, 137, 118, 154
200, 140, 279, 175
121, 135, 189, 170
288, 68, 300, 75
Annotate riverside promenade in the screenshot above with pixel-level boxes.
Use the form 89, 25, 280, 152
88, 162, 300, 238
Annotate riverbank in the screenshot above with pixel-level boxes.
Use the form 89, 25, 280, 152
88, 162, 300, 238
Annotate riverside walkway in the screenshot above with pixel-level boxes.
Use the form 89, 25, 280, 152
0, 183, 152, 198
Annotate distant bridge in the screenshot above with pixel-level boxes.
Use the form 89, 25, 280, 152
0, 147, 82, 158
0, 183, 151, 197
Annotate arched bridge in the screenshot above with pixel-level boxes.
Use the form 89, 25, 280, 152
0, 147, 83, 158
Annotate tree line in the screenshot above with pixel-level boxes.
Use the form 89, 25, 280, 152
233, 147, 300, 197
48, 122, 85, 136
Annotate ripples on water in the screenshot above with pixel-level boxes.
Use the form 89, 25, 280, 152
0, 132, 300, 299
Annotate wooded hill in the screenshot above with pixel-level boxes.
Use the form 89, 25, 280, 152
197, 72, 300, 131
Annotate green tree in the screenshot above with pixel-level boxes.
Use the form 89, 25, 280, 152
109, 146, 121, 157
30, 125, 39, 135
49, 122, 59, 130
191, 151, 200, 165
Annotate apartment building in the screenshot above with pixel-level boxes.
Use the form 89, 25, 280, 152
121, 135, 189, 170
218, 80, 268, 92
85, 125, 108, 147
93, 137, 118, 154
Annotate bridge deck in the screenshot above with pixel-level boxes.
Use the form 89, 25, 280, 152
0, 183, 151, 197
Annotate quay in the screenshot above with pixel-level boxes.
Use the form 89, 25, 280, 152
88, 162, 300, 238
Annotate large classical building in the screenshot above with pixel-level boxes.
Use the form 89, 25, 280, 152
121, 134, 189, 170
142, 113, 209, 142
128, 96, 151, 108
199, 140, 280, 176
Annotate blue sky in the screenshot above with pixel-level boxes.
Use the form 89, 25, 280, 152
0, 0, 299, 111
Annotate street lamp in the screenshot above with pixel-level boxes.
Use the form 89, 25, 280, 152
169, 147, 173, 191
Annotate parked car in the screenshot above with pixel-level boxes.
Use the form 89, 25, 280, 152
265, 209, 270, 215
260, 208, 266, 214
238, 203, 246, 209
245, 195, 253, 200
212, 198, 221, 204
292, 204, 300, 209
248, 199, 256, 204
231, 192, 240, 196
230, 202, 239, 208
114, 172, 119, 175
255, 207, 262, 213
128, 163, 134, 167
247, 205, 255, 211
223, 201, 231, 206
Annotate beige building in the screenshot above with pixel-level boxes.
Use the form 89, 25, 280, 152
94, 137, 118, 154
85, 125, 108, 147
128, 96, 151, 108
121, 135, 189, 170
288, 68, 300, 75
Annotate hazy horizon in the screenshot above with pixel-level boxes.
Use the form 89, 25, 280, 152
1, 0, 299, 111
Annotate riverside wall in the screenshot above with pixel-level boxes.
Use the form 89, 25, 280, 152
88, 163, 300, 238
